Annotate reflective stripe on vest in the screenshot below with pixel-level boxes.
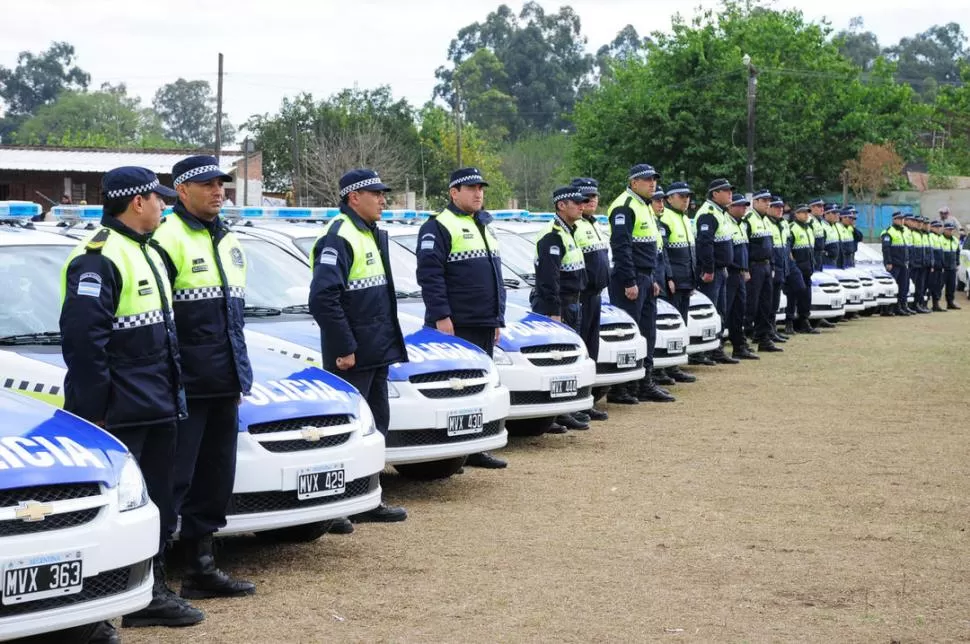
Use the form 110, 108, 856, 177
153, 215, 246, 301
659, 207, 694, 249
609, 189, 659, 244
536, 218, 585, 272
573, 217, 608, 253
791, 222, 813, 249
744, 210, 772, 239
315, 213, 387, 291
822, 220, 839, 243
433, 208, 500, 263
724, 215, 747, 246
836, 222, 853, 242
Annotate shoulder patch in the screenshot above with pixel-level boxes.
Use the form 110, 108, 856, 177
549, 246, 560, 256
700, 224, 710, 232
420, 232, 435, 251
85, 228, 111, 253
318, 247, 339, 266
614, 214, 626, 226
77, 271, 102, 298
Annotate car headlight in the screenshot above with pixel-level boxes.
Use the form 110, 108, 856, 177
492, 347, 513, 366
118, 454, 149, 512
488, 364, 501, 388
577, 343, 589, 360
387, 381, 400, 398
358, 398, 378, 436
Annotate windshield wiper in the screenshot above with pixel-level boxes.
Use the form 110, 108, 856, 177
280, 304, 310, 314
0, 332, 62, 345
243, 305, 282, 317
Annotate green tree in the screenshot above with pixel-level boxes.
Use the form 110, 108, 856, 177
452, 49, 517, 141
571, 1, 928, 202
0, 42, 90, 139
595, 24, 650, 81
12, 84, 173, 148
499, 133, 571, 209
152, 78, 234, 147
884, 23, 968, 97
927, 61, 970, 174
834, 17, 881, 71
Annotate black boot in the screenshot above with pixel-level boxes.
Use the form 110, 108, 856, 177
948, 301, 961, 310
710, 347, 740, 364
89, 621, 121, 643
465, 452, 508, 468
180, 536, 256, 600
733, 345, 760, 360
796, 320, 820, 334
606, 383, 639, 405
327, 517, 355, 534
757, 340, 783, 353
351, 501, 408, 523
784, 320, 795, 335
817, 318, 836, 328
554, 414, 590, 430
653, 369, 676, 386
688, 353, 717, 366
637, 377, 676, 402
932, 300, 945, 312
667, 366, 696, 383
123, 556, 205, 628
771, 332, 788, 343
585, 407, 609, 421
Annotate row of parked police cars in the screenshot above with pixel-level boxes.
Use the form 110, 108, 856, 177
0, 199, 937, 640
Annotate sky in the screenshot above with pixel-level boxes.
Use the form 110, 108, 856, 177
2, 0, 968, 139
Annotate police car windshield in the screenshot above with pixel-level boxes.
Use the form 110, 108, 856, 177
855, 243, 883, 262
0, 245, 70, 340
237, 238, 311, 310
387, 242, 421, 295
494, 231, 535, 279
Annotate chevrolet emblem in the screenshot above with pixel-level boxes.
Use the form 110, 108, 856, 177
549, 350, 563, 361
14, 500, 53, 522
300, 426, 327, 442
449, 378, 466, 391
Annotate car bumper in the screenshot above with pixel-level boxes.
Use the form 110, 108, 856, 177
594, 334, 647, 385
499, 354, 596, 419
810, 289, 845, 319
654, 326, 689, 368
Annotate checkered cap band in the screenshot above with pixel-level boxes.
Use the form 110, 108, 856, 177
105, 178, 160, 199
555, 191, 585, 202
629, 169, 658, 181
173, 165, 224, 187
347, 274, 388, 291
173, 286, 245, 301
753, 190, 772, 200
665, 187, 691, 196
113, 309, 165, 330
449, 174, 487, 189
576, 185, 598, 196
339, 177, 385, 198
447, 249, 499, 262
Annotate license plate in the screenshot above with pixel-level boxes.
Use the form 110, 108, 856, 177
831, 299, 843, 309
2, 551, 83, 605
701, 326, 716, 340
447, 408, 484, 437
550, 376, 578, 399
616, 351, 637, 368
667, 339, 685, 353
297, 464, 345, 500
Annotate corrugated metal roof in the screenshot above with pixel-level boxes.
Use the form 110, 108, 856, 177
0, 147, 243, 174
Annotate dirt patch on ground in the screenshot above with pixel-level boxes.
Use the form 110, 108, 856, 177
126, 310, 970, 643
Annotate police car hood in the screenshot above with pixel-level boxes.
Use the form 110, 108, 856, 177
398, 298, 586, 352
242, 314, 493, 381
689, 291, 716, 308
820, 268, 856, 282
594, 289, 675, 323
844, 266, 886, 280
0, 388, 127, 489
811, 272, 840, 286
0, 344, 361, 436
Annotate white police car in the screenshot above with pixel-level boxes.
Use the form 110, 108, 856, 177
0, 212, 385, 543
0, 381, 156, 641
853, 244, 900, 306
809, 272, 846, 319
820, 268, 865, 315
686, 292, 722, 355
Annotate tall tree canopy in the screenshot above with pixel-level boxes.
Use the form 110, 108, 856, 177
152, 79, 234, 147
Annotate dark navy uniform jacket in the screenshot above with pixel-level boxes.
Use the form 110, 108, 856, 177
533, 217, 588, 315
695, 201, 734, 273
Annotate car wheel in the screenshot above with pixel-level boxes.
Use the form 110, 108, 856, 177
254, 521, 332, 544
394, 456, 468, 481
506, 416, 555, 437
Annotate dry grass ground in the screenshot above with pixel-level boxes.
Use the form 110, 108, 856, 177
127, 309, 970, 643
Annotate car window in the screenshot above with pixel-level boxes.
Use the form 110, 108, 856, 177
0, 245, 72, 337
494, 231, 536, 278
239, 238, 311, 308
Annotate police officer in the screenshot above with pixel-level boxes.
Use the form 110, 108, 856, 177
60, 167, 204, 632
570, 177, 614, 417
905, 214, 929, 313
607, 164, 676, 403
694, 178, 739, 365
657, 181, 700, 380
309, 168, 410, 519
725, 194, 758, 359
840, 208, 861, 268
765, 195, 796, 339
881, 211, 910, 316
820, 204, 843, 270
742, 188, 781, 353
927, 219, 946, 311
808, 199, 826, 271
151, 156, 256, 598
789, 205, 820, 333
942, 221, 962, 310
649, 186, 678, 387
416, 167, 509, 467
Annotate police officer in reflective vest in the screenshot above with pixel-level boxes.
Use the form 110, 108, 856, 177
928, 220, 946, 311
839, 208, 860, 268
808, 199, 827, 271
657, 181, 700, 381
152, 155, 256, 599
742, 189, 781, 353
942, 221, 962, 309
607, 164, 676, 402
881, 211, 910, 316
570, 177, 614, 417
764, 195, 791, 343
789, 205, 821, 333
906, 214, 929, 313
725, 194, 758, 360
820, 204, 843, 270
60, 167, 204, 633
309, 168, 409, 520
532, 187, 591, 431
694, 178, 740, 365
416, 167, 509, 466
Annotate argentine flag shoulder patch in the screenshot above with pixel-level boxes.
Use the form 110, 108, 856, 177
77, 272, 102, 298
318, 247, 339, 266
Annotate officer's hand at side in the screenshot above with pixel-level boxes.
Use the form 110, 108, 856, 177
652, 281, 661, 297
336, 353, 356, 370
667, 280, 675, 295
743, 271, 751, 282
886, 264, 893, 271
494, 328, 500, 343
624, 285, 638, 300
550, 315, 562, 322
436, 317, 455, 335
701, 272, 714, 283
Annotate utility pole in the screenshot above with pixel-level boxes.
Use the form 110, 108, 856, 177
743, 54, 757, 196
454, 81, 463, 167
291, 120, 300, 206
215, 53, 224, 161
242, 136, 250, 206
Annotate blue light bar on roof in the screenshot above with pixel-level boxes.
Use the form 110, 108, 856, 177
382, 209, 419, 222
51, 205, 104, 220
594, 215, 608, 225
491, 210, 528, 221
222, 206, 339, 220
525, 212, 555, 222
0, 201, 43, 218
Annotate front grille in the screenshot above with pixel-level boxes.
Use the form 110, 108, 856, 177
688, 310, 716, 319
418, 384, 487, 398
0, 561, 150, 619
521, 343, 577, 354
510, 386, 592, 406
227, 474, 379, 515
656, 316, 681, 330
839, 282, 860, 289
385, 420, 504, 448
525, 356, 579, 367
248, 415, 352, 436
596, 360, 644, 374
598, 324, 636, 342
258, 433, 352, 453
409, 370, 486, 383
820, 285, 841, 293
0, 483, 100, 507
0, 508, 101, 537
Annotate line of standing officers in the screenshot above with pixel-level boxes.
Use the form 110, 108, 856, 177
881, 212, 962, 314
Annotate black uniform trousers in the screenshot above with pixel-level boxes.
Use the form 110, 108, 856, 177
697, 268, 728, 332
912, 267, 927, 306
337, 366, 391, 436
170, 396, 239, 542
666, 289, 692, 323
112, 422, 177, 554
610, 272, 656, 373
929, 268, 943, 302
944, 268, 957, 304
578, 292, 601, 362
726, 269, 747, 349
786, 269, 811, 321
454, 326, 496, 359
771, 272, 784, 326
891, 265, 909, 308
745, 261, 774, 341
